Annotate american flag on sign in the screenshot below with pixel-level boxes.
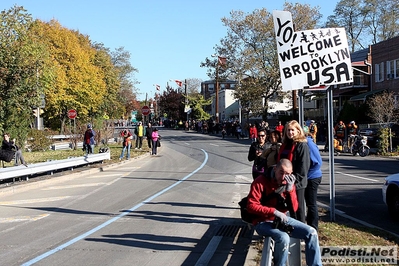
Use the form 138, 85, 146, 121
174, 80, 183, 87
218, 56, 226, 66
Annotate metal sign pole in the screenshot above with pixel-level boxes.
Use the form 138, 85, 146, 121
298, 89, 304, 126
327, 86, 336, 221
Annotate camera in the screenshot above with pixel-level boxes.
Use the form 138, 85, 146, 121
272, 217, 294, 235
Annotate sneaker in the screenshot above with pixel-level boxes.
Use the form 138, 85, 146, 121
139, 148, 142, 150
134, 147, 138, 150
119, 158, 122, 161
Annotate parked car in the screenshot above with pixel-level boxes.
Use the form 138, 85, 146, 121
358, 128, 379, 148
382, 173, 399, 220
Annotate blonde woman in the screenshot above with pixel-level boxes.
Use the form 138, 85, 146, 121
277, 120, 310, 223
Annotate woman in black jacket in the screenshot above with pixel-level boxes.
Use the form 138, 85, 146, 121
247, 127, 271, 180
277, 120, 310, 223
1, 133, 28, 167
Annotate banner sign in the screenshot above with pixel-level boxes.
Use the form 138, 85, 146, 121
273, 10, 353, 91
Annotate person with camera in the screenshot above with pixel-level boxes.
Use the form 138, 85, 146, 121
119, 129, 133, 160
1, 133, 28, 167
246, 159, 322, 266
247, 127, 271, 180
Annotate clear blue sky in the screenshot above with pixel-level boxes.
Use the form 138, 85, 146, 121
1, 0, 338, 101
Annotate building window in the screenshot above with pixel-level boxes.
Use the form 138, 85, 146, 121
220, 83, 225, 90
387, 60, 395, 79
375, 63, 384, 82
396, 59, 399, 79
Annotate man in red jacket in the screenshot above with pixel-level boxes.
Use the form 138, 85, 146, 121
246, 159, 322, 266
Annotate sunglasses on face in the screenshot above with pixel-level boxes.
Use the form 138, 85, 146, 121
258, 134, 266, 137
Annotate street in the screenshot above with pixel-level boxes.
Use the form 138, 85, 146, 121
0, 129, 397, 266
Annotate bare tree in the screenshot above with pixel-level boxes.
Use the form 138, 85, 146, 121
368, 91, 398, 124
204, 4, 322, 119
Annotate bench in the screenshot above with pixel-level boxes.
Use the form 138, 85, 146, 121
0, 152, 110, 183
260, 237, 302, 266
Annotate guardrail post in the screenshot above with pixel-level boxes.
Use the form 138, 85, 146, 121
260, 237, 302, 266
260, 237, 274, 266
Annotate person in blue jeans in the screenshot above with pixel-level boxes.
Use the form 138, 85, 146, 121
247, 159, 322, 266
119, 129, 132, 160
306, 135, 323, 230
151, 128, 159, 155
84, 124, 95, 155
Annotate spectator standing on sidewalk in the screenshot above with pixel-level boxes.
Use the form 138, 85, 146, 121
249, 124, 258, 143
305, 134, 322, 230
248, 128, 271, 179
145, 123, 153, 149
134, 121, 144, 150
119, 129, 132, 160
84, 124, 96, 155
309, 120, 318, 143
277, 120, 310, 223
151, 128, 160, 156
275, 121, 284, 139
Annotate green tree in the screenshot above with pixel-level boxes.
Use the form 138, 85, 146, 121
159, 85, 184, 121
32, 19, 108, 132
187, 94, 212, 121
203, 3, 322, 120
91, 43, 123, 120
111, 47, 140, 119
0, 5, 49, 145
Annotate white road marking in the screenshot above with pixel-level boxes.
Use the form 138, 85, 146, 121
21, 149, 209, 266
209, 143, 219, 147
0, 214, 49, 223
42, 183, 108, 190
235, 175, 252, 183
336, 172, 379, 182
0, 196, 71, 205
195, 236, 223, 266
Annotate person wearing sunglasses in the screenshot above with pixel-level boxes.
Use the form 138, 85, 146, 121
248, 127, 271, 180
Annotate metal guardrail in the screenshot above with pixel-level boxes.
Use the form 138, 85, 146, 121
0, 152, 110, 183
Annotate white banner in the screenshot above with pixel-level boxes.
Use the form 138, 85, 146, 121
273, 10, 353, 91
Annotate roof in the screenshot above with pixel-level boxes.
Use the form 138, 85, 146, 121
349, 89, 386, 102
351, 48, 369, 62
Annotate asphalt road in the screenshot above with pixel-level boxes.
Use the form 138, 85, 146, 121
0, 129, 255, 266
0, 129, 397, 266
317, 150, 399, 235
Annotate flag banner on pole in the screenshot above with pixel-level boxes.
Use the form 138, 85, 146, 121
218, 56, 226, 66
155, 84, 160, 91
175, 80, 183, 87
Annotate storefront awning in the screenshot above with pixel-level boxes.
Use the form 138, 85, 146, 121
349, 89, 386, 102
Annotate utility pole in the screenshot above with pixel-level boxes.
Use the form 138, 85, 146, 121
215, 67, 219, 123
185, 79, 189, 123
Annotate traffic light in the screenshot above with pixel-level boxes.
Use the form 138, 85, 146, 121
33, 108, 44, 117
